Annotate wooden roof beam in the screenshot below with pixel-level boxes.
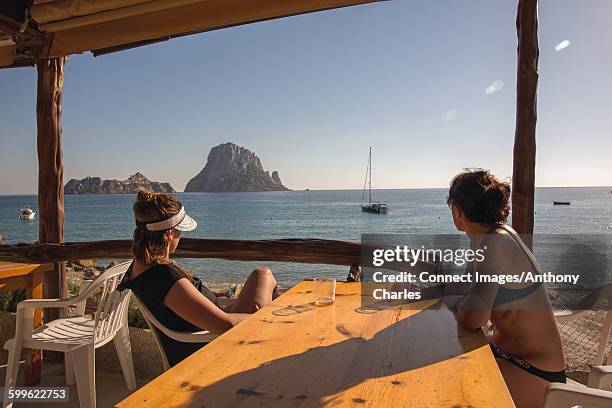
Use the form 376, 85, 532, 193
0, 0, 45, 68
0, 1, 42, 39
37, 0, 382, 57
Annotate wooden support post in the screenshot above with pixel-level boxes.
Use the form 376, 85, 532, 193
36, 56, 68, 326
512, 0, 539, 246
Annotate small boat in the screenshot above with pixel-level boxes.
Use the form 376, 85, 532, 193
361, 147, 389, 214
19, 205, 36, 220
553, 201, 570, 206
362, 202, 389, 214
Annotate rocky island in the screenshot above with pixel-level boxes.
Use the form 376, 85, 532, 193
64, 172, 175, 195
185, 142, 290, 192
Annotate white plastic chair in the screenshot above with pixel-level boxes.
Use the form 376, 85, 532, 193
543, 364, 612, 407
588, 365, 612, 391
544, 382, 612, 407
554, 283, 612, 366
134, 297, 218, 371
3, 261, 136, 408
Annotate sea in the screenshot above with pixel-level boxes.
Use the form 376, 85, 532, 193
0, 188, 611, 287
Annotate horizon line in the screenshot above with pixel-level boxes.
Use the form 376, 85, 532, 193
1, 185, 610, 196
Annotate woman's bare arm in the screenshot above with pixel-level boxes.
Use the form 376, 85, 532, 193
164, 278, 251, 334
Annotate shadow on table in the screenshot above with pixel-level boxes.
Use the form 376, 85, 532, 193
272, 302, 317, 316
271, 292, 364, 317
180, 303, 488, 406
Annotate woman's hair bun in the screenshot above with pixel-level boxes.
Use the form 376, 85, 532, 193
449, 169, 511, 224
137, 189, 155, 202
482, 183, 510, 223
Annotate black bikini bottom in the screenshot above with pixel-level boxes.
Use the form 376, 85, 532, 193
490, 343, 566, 383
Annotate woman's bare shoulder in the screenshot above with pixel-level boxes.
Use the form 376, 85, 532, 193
479, 226, 514, 250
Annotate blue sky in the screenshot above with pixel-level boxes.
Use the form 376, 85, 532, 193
1, 0, 610, 193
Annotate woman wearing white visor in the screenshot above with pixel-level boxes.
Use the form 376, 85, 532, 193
118, 190, 278, 366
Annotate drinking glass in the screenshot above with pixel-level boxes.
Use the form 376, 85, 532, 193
314, 278, 336, 306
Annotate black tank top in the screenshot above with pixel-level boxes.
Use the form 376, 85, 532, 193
117, 262, 219, 366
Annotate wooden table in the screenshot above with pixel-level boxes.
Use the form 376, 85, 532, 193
0, 261, 53, 386
118, 281, 515, 407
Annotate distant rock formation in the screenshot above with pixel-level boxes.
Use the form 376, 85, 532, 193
185, 143, 290, 192
271, 171, 283, 185
64, 172, 175, 195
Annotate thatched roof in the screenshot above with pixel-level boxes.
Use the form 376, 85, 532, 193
0, 0, 380, 68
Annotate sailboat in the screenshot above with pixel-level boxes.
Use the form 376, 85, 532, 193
361, 147, 389, 214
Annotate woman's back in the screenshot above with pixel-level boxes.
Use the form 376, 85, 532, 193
119, 262, 212, 366
486, 226, 565, 371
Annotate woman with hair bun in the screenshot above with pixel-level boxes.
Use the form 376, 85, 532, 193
118, 190, 278, 367
447, 169, 565, 408
440, 170, 566, 408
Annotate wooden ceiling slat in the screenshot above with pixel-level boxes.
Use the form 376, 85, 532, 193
30, 0, 153, 24
47, 0, 380, 57
0, 0, 380, 67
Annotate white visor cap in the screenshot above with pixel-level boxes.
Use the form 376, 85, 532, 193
145, 206, 197, 232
